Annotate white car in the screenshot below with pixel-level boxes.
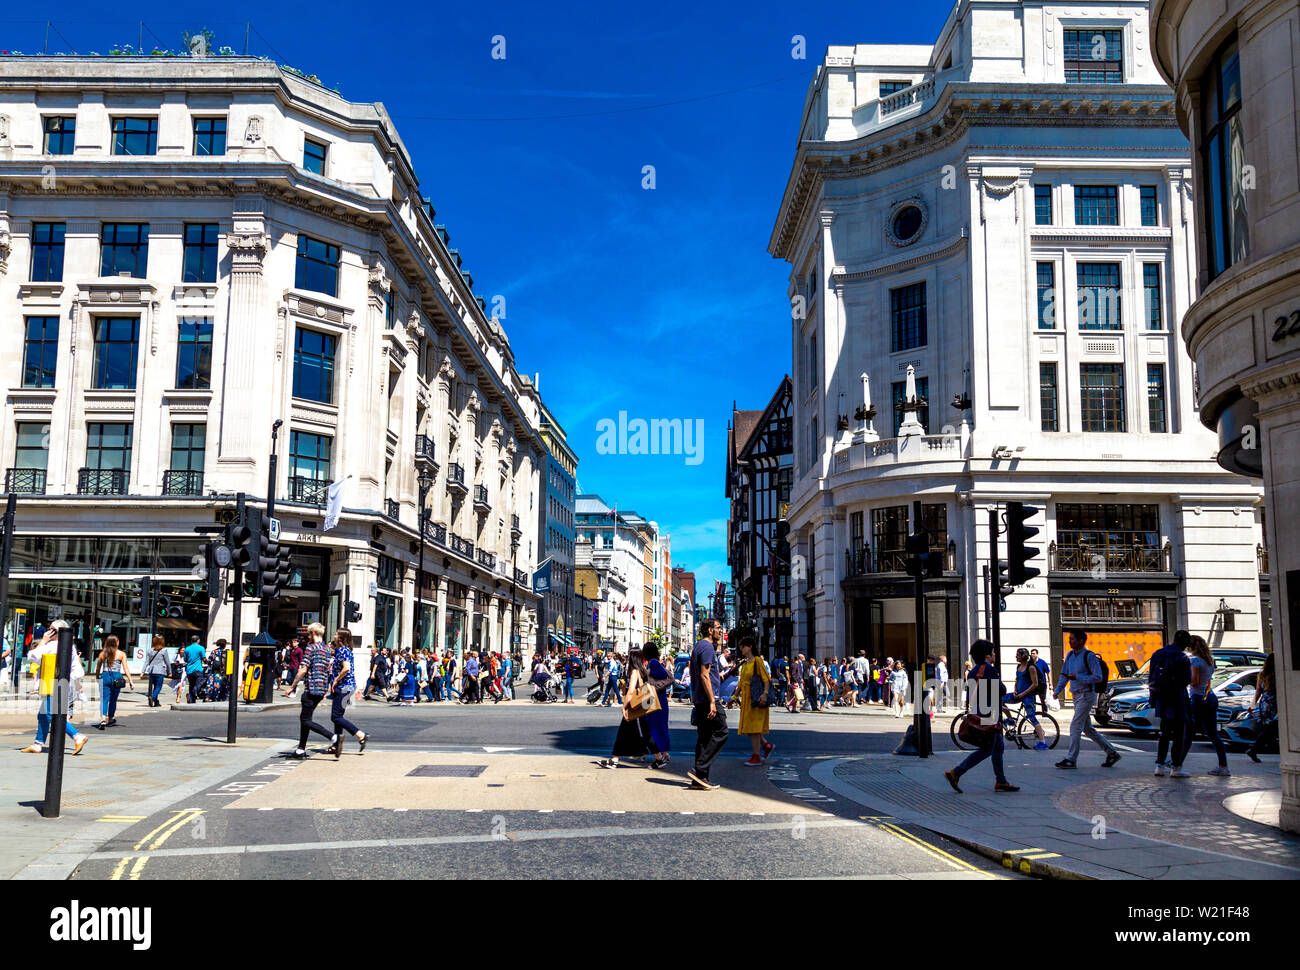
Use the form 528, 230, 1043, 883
1107, 666, 1259, 735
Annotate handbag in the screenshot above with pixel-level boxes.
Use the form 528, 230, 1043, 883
627, 679, 659, 719
109, 671, 126, 690
957, 714, 996, 747
750, 660, 771, 708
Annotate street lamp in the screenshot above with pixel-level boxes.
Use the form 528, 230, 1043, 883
413, 469, 433, 653
579, 582, 587, 653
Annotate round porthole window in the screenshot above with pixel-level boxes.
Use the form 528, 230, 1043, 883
892, 205, 923, 241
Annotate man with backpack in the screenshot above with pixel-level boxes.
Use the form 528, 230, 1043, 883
1148, 630, 1193, 778
1053, 630, 1121, 769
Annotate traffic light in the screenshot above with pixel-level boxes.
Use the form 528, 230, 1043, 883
346, 600, 363, 623
226, 504, 262, 570
904, 533, 944, 580
997, 560, 1014, 610
156, 595, 171, 618
1005, 501, 1042, 585
131, 578, 157, 618
198, 541, 225, 600
254, 518, 279, 599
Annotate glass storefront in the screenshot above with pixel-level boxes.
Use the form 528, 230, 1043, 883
418, 603, 437, 652
374, 593, 400, 653
445, 607, 466, 661
266, 547, 330, 642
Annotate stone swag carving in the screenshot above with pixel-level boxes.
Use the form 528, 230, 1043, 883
244, 115, 263, 145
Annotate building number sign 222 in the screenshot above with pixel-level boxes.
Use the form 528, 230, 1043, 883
1271, 310, 1300, 343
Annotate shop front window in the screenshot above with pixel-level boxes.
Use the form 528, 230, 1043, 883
373, 593, 400, 654
445, 608, 466, 660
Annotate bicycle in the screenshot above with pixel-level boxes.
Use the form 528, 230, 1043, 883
950, 699, 1059, 751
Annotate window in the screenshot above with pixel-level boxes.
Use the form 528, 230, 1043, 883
86, 422, 133, 470
1075, 185, 1119, 225
91, 318, 140, 390
192, 117, 226, 156
1201, 35, 1248, 278
1140, 186, 1158, 226
1034, 184, 1053, 225
891, 377, 929, 436
30, 222, 65, 282
1080, 363, 1125, 432
1143, 264, 1162, 330
1040, 363, 1059, 432
303, 138, 328, 175
15, 422, 50, 471
1063, 28, 1123, 83
890, 281, 927, 351
176, 318, 213, 389
170, 423, 206, 471
100, 223, 149, 278
111, 117, 158, 155
42, 116, 75, 155
22, 317, 59, 388
879, 80, 912, 97
1077, 263, 1122, 330
807, 333, 818, 396
1036, 262, 1056, 329
872, 506, 909, 572
295, 235, 339, 296
1147, 364, 1168, 433
385, 292, 396, 329
293, 329, 337, 403
290, 430, 332, 480
182, 223, 219, 283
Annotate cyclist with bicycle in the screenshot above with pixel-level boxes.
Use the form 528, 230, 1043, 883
1008, 648, 1050, 750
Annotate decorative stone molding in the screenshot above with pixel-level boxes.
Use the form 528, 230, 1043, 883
978, 170, 1022, 223
0, 210, 10, 277
243, 115, 263, 146
883, 196, 928, 247
0, 114, 9, 148
276, 305, 288, 361
438, 355, 457, 387
150, 300, 161, 355
226, 231, 270, 275
368, 260, 391, 296
467, 389, 482, 414
406, 307, 426, 341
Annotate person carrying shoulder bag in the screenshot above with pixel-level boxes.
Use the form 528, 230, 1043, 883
944, 640, 1018, 794
144, 635, 169, 707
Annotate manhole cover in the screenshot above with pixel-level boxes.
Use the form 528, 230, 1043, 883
407, 765, 486, 778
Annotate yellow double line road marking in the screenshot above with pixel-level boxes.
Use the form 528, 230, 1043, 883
110, 809, 204, 880
857, 816, 982, 872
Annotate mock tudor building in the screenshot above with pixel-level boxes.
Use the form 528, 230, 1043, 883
0, 55, 543, 668
769, 0, 1265, 683
1151, 0, 1300, 831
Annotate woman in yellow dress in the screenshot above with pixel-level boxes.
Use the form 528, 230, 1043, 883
737, 635, 774, 766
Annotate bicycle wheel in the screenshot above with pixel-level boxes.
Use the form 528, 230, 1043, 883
950, 712, 974, 750
1040, 711, 1060, 749
1012, 711, 1035, 749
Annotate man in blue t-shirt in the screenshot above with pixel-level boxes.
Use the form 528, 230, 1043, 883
183, 637, 206, 703
687, 617, 728, 791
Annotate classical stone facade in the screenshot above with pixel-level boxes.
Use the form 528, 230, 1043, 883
0, 56, 544, 673
769, 0, 1265, 687
1152, 0, 1300, 831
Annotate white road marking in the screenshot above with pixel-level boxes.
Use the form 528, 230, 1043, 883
258, 807, 274, 812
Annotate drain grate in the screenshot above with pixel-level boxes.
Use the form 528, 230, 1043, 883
407, 765, 486, 778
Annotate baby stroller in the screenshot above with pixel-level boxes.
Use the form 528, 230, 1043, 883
531, 671, 559, 703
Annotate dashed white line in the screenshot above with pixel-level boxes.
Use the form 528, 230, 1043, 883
258, 807, 274, 812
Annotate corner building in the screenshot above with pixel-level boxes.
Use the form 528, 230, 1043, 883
0, 56, 543, 670
768, 0, 1265, 685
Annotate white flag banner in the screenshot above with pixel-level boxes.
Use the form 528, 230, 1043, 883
323, 479, 347, 532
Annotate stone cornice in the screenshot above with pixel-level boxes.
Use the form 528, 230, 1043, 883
833, 229, 969, 283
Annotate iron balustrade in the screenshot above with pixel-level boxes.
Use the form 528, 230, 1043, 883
415, 434, 437, 463
474, 484, 490, 508
425, 520, 448, 545
450, 533, 474, 558
515, 568, 528, 586
288, 476, 331, 507
78, 468, 128, 495
162, 469, 204, 496
5, 468, 46, 495
385, 499, 400, 519
1258, 544, 1269, 576
477, 549, 496, 569
511, 514, 521, 534
1049, 540, 1171, 573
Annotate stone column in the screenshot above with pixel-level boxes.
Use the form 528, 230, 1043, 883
219, 211, 270, 471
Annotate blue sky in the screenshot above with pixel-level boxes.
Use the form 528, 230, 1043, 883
3, 0, 956, 595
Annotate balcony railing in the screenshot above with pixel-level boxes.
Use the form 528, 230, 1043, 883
447, 462, 468, 494
78, 468, 128, 496
424, 520, 448, 545
162, 469, 204, 496
845, 545, 924, 577
474, 484, 490, 509
1258, 544, 1269, 577
5, 467, 46, 495
385, 499, 400, 520
450, 533, 474, 558
478, 549, 496, 569
288, 476, 331, 507
511, 513, 521, 536
415, 434, 437, 465
1048, 540, 1172, 574
515, 568, 528, 586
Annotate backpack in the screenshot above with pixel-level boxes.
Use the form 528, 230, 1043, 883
1086, 651, 1110, 695
1033, 658, 1049, 699
1147, 648, 1187, 701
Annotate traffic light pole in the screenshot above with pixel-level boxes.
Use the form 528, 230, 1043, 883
910, 500, 932, 758
989, 508, 1002, 654
982, 564, 992, 641
226, 493, 247, 745
41, 626, 74, 818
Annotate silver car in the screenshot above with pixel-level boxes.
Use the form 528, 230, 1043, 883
1109, 666, 1259, 736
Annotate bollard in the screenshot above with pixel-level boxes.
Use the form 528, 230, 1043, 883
41, 626, 74, 818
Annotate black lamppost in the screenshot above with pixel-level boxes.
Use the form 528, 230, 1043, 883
579, 582, 587, 653
510, 531, 520, 661
413, 469, 433, 652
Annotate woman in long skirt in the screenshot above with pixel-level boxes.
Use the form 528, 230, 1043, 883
599, 647, 656, 768
642, 644, 673, 768
737, 636, 774, 766
398, 650, 418, 705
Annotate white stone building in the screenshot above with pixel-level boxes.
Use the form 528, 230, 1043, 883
0, 56, 544, 672
768, 0, 1265, 683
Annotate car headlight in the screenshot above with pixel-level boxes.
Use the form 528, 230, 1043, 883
1134, 702, 1150, 712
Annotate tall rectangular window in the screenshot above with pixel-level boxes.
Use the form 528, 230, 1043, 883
42, 116, 75, 155
1040, 363, 1059, 431
15, 422, 50, 471
22, 317, 59, 388
1034, 184, 1053, 225
290, 430, 332, 481
292, 329, 337, 403
1080, 363, 1125, 432
170, 423, 207, 471
1140, 185, 1158, 226
1077, 263, 1122, 330
192, 117, 226, 156
385, 292, 396, 329
86, 422, 133, 470
111, 117, 158, 155
1075, 185, 1119, 225
182, 223, 219, 283
295, 235, 339, 296
100, 223, 149, 278
890, 281, 927, 351
1063, 28, 1123, 83
91, 318, 140, 390
1147, 364, 1168, 433
1201, 35, 1248, 278
303, 138, 328, 175
30, 222, 65, 282
891, 377, 929, 436
1036, 262, 1056, 329
871, 506, 909, 572
176, 318, 214, 389
1143, 264, 1162, 330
